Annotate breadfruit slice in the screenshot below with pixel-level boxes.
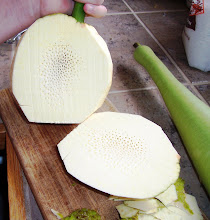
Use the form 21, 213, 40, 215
58, 112, 180, 199
116, 204, 139, 218
12, 14, 112, 123
156, 184, 178, 206
152, 207, 182, 220
124, 199, 163, 214
137, 204, 202, 220
184, 194, 203, 219
136, 214, 159, 219
109, 184, 178, 205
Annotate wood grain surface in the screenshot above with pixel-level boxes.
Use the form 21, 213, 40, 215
0, 89, 120, 220
6, 134, 27, 220
0, 123, 6, 150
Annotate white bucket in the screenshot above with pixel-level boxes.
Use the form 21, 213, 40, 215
182, 0, 210, 72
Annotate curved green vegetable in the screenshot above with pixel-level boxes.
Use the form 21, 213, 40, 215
133, 43, 210, 196
72, 2, 85, 23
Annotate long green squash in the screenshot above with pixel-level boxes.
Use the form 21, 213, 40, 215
133, 43, 210, 196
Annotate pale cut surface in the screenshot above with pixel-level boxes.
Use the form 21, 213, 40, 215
166, 206, 203, 220
156, 184, 178, 206
185, 194, 202, 217
137, 214, 159, 219
116, 204, 139, 218
12, 14, 112, 123
167, 194, 203, 219
124, 199, 161, 213
58, 112, 180, 199
109, 184, 178, 205
152, 207, 182, 220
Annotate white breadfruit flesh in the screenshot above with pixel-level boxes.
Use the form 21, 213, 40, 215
185, 194, 203, 218
137, 213, 159, 219
116, 204, 139, 218
109, 195, 136, 201
167, 194, 203, 220
166, 206, 203, 220
124, 199, 162, 214
110, 184, 177, 205
152, 207, 182, 220
109, 195, 143, 201
156, 184, 178, 206
12, 14, 112, 124
58, 112, 180, 199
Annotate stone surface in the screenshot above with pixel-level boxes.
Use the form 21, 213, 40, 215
137, 11, 210, 83
125, 0, 187, 11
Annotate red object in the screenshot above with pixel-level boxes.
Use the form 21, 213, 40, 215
189, 0, 204, 16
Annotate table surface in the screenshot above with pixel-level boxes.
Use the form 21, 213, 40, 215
0, 88, 119, 220
0, 0, 210, 219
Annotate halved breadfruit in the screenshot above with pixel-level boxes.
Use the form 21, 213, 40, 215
58, 112, 180, 199
12, 14, 112, 123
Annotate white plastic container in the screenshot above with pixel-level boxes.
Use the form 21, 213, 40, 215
182, 0, 210, 72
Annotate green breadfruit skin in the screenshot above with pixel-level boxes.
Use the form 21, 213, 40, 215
62, 208, 101, 220
174, 178, 193, 214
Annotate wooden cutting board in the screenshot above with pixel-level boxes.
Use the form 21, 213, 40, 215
0, 88, 120, 220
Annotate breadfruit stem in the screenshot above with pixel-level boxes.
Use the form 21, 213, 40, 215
72, 2, 85, 23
